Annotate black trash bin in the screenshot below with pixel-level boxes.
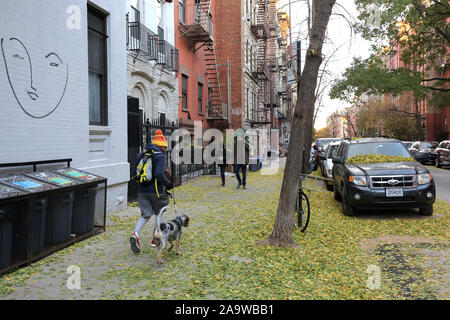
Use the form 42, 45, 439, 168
45, 192, 74, 245
0, 209, 13, 269
72, 187, 97, 235
6, 198, 47, 260
30, 198, 47, 255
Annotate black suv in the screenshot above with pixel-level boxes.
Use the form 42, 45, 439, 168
332, 138, 435, 216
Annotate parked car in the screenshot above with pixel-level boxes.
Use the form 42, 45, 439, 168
402, 141, 414, 150
320, 141, 342, 190
315, 138, 342, 169
332, 138, 435, 216
409, 141, 438, 165
435, 140, 450, 168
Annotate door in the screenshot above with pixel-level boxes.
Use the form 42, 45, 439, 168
127, 96, 142, 203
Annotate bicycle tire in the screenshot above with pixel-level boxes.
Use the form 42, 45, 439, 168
294, 190, 311, 232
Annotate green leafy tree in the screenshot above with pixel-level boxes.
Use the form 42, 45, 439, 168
330, 1, 449, 140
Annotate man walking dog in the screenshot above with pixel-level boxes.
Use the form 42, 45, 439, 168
130, 129, 174, 253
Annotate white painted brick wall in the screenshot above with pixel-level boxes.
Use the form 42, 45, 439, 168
0, 0, 129, 213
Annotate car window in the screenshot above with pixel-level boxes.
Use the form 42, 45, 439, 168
346, 142, 411, 160
419, 142, 435, 149
328, 145, 339, 159
317, 138, 339, 148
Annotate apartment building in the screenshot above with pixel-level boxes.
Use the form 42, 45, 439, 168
126, 0, 179, 200
175, 0, 230, 138
213, 0, 285, 156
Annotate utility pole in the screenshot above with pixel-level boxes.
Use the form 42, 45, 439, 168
227, 59, 231, 129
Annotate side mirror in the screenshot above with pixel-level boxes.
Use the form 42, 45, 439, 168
332, 156, 343, 164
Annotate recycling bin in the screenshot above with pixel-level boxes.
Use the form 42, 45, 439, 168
53, 168, 103, 183
30, 198, 47, 255
0, 175, 59, 193
45, 192, 74, 245
24, 171, 79, 188
72, 187, 97, 235
249, 156, 261, 172
0, 208, 13, 269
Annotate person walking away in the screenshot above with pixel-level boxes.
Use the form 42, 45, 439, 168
130, 130, 174, 253
309, 144, 318, 172
234, 135, 250, 189
218, 143, 230, 187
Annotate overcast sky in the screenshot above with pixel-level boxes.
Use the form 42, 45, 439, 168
278, 0, 373, 130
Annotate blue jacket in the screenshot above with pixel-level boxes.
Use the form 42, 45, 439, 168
133, 144, 172, 196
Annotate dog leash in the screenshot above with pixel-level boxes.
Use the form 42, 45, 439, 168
167, 189, 178, 218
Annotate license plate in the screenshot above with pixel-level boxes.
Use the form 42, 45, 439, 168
386, 188, 403, 197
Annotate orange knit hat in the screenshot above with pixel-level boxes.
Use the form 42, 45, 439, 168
152, 129, 168, 148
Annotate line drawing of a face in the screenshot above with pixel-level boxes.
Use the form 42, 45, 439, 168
1, 37, 69, 119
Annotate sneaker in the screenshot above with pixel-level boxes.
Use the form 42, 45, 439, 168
243, 185, 247, 189
151, 236, 157, 247
130, 232, 141, 253
236, 183, 242, 189
222, 182, 226, 187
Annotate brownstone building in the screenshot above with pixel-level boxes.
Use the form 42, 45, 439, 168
213, 0, 284, 154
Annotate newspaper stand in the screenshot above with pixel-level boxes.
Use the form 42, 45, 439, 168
0, 159, 107, 275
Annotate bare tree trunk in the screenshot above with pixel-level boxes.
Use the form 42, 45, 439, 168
258, 0, 336, 248
414, 98, 424, 140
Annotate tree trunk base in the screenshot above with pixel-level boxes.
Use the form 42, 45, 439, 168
256, 238, 300, 249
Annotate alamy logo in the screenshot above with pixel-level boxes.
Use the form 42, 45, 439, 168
366, 265, 381, 290
365, 4, 382, 29
66, 5, 81, 30
66, 265, 81, 290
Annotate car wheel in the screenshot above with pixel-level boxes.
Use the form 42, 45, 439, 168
436, 159, 442, 168
333, 182, 341, 201
342, 189, 356, 216
418, 205, 433, 216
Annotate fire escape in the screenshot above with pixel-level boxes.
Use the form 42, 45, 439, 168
250, 0, 271, 127
178, 0, 227, 121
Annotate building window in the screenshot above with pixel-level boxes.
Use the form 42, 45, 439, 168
179, 0, 185, 23
158, 26, 164, 41
246, 88, 250, 119
88, 6, 108, 126
252, 92, 256, 120
198, 83, 203, 114
182, 75, 188, 111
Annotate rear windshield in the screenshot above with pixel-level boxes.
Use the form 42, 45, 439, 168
403, 142, 412, 149
328, 145, 339, 158
346, 142, 411, 159
420, 142, 437, 149
317, 138, 339, 148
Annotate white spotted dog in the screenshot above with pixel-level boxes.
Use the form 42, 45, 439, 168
153, 215, 189, 264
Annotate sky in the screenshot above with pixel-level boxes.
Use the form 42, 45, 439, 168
278, 0, 373, 130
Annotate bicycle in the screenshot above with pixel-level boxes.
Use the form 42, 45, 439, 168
294, 173, 332, 232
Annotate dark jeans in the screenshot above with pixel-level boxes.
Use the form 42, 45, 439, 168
234, 164, 247, 186
219, 165, 226, 184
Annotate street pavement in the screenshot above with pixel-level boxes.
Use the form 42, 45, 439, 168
428, 167, 450, 203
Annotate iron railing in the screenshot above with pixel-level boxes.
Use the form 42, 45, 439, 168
156, 40, 179, 72
128, 21, 158, 60
127, 22, 179, 72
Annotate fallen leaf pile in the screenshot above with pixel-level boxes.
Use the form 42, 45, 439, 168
347, 154, 414, 164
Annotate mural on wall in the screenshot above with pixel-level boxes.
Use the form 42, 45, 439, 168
1, 37, 69, 119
